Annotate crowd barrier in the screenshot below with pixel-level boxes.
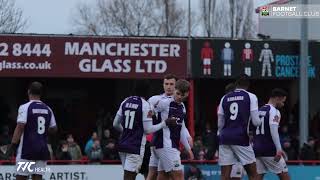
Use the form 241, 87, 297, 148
0, 160, 319, 180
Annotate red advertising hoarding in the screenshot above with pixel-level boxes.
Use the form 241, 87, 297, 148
0, 35, 187, 79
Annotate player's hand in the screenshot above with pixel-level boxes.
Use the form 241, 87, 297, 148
3, 143, 17, 160
274, 150, 285, 162
164, 117, 178, 126
187, 149, 194, 160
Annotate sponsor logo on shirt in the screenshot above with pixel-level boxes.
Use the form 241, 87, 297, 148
173, 160, 180, 167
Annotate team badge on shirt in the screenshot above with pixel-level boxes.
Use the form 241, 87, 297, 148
147, 110, 153, 118
273, 115, 280, 123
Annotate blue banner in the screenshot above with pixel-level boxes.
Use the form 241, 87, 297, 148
191, 39, 320, 79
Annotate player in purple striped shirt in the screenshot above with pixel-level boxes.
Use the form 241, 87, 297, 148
4, 82, 57, 180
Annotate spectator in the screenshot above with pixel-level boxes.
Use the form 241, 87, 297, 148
0, 145, 8, 160
180, 149, 190, 160
0, 126, 11, 145
85, 131, 98, 155
283, 140, 297, 160
56, 140, 72, 161
66, 134, 82, 160
193, 136, 204, 158
185, 164, 203, 180
197, 149, 207, 161
311, 111, 320, 138
47, 144, 54, 160
280, 125, 290, 143
102, 140, 119, 160
290, 134, 300, 158
315, 140, 320, 160
101, 129, 115, 147
202, 125, 216, 159
300, 137, 316, 160
96, 108, 106, 138
88, 139, 103, 163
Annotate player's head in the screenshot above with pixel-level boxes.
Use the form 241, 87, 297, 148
264, 43, 269, 49
270, 88, 287, 108
163, 74, 177, 96
235, 74, 250, 90
134, 80, 149, 98
28, 81, 43, 99
225, 83, 235, 94
174, 79, 190, 103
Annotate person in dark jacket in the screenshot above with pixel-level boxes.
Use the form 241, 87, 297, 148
56, 140, 72, 162
300, 137, 316, 160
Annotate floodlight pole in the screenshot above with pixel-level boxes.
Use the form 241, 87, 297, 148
299, 0, 309, 147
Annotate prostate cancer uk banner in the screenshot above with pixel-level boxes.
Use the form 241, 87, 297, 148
0, 35, 187, 79
192, 39, 320, 79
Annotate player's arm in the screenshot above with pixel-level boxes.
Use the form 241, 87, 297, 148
180, 103, 193, 147
250, 94, 262, 127
143, 101, 174, 134
11, 123, 25, 146
180, 121, 194, 160
180, 123, 191, 151
6, 105, 27, 158
147, 96, 160, 123
113, 114, 123, 132
181, 127, 193, 148
143, 116, 166, 134
217, 114, 225, 136
217, 97, 225, 135
113, 101, 124, 132
270, 110, 283, 161
48, 108, 58, 134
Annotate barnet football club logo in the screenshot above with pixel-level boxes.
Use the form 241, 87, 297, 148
260, 6, 269, 16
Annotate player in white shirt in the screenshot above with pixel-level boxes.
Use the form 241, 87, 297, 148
113, 81, 177, 180
252, 88, 290, 180
153, 79, 194, 180
147, 75, 193, 180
